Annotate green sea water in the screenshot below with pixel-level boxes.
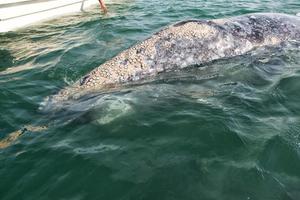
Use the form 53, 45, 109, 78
1, 0, 300, 199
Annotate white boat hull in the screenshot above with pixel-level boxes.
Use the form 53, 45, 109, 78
0, 0, 102, 32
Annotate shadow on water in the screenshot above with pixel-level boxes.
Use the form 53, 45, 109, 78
0, 49, 15, 70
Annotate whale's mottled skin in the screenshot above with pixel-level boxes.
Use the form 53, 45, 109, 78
52, 13, 300, 102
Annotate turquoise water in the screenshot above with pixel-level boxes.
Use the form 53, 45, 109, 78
1, 0, 300, 199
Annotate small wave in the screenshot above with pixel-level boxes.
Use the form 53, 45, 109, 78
74, 144, 122, 154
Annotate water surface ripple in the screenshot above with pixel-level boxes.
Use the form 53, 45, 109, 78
0, 0, 300, 199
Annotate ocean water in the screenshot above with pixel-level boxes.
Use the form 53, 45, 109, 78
1, 0, 300, 199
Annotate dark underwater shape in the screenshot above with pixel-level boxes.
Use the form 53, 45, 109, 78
0, 49, 15, 70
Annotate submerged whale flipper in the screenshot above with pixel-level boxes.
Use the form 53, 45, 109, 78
0, 125, 47, 149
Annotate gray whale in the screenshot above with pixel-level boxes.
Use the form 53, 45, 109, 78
2, 13, 300, 149
51, 13, 300, 103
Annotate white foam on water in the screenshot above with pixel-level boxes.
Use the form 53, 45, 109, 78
74, 143, 122, 154
52, 139, 74, 149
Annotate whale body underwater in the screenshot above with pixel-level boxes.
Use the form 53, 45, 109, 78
48, 13, 300, 104
1, 13, 300, 149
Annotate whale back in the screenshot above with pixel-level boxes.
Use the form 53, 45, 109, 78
213, 13, 300, 42
49, 13, 300, 104
79, 13, 300, 87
